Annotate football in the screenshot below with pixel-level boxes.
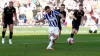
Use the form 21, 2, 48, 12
67, 38, 74, 45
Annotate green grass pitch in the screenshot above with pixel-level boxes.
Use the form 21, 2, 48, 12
0, 27, 100, 56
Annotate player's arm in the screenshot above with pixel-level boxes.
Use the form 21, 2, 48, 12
73, 10, 77, 20
54, 10, 64, 20
36, 14, 46, 23
2, 13, 4, 23
73, 15, 77, 20
58, 14, 65, 20
2, 13, 5, 25
81, 11, 85, 20
2, 8, 6, 25
13, 8, 18, 23
36, 18, 45, 23
63, 11, 66, 22
64, 11, 66, 18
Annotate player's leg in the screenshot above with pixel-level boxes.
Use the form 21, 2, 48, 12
46, 33, 55, 50
58, 25, 62, 36
94, 25, 98, 33
70, 28, 76, 38
46, 27, 54, 50
8, 24, 13, 44
68, 22, 79, 44
74, 26, 79, 34
46, 27, 59, 50
68, 25, 79, 44
51, 33, 59, 45
70, 25, 79, 38
52, 27, 60, 44
67, 28, 76, 44
70, 21, 79, 38
70, 21, 77, 38
2, 23, 7, 44
59, 30, 61, 36
47, 33, 59, 50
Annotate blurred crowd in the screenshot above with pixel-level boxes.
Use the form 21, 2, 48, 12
0, 0, 100, 27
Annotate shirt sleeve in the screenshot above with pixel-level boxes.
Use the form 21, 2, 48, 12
64, 11, 66, 18
82, 11, 84, 16
3, 7, 6, 15
53, 10, 60, 15
73, 10, 77, 16
13, 8, 16, 13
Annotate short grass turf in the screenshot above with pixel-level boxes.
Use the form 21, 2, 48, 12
0, 27, 100, 56
0, 34, 100, 56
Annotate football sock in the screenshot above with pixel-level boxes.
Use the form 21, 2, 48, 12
9, 32, 13, 39
47, 36, 55, 48
70, 33, 74, 38
2, 31, 6, 38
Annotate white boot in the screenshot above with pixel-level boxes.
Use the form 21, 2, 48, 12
2, 38, 5, 44
9, 39, 12, 44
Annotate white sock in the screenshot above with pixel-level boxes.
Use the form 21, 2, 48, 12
47, 36, 55, 48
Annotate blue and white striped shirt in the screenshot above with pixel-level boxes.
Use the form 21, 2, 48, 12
44, 10, 60, 27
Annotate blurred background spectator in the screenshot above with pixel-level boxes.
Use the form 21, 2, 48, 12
0, 0, 100, 27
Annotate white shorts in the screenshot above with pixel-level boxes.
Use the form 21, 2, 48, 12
48, 26, 59, 36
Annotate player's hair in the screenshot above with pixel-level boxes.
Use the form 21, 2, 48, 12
9, 1, 13, 3
44, 6, 50, 10
79, 4, 83, 6
61, 4, 65, 7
